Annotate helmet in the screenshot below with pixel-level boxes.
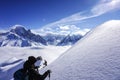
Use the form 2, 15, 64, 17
28, 56, 37, 63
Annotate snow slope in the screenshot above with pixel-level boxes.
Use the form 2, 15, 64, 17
47, 20, 120, 80
0, 46, 70, 80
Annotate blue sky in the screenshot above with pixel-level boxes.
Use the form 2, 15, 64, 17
0, 0, 120, 30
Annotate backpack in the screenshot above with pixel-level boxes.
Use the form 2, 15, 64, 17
13, 68, 28, 80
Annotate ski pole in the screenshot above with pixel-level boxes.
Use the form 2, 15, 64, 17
48, 73, 50, 80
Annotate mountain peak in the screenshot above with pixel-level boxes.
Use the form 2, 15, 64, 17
10, 25, 25, 29
10, 25, 29, 37
0, 25, 47, 47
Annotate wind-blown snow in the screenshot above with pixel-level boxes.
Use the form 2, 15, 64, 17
0, 46, 70, 80
46, 20, 120, 80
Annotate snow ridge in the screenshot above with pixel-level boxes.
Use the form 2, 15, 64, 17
47, 20, 120, 80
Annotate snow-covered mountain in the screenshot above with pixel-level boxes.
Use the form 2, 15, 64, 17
0, 25, 47, 47
46, 20, 120, 80
0, 25, 89, 46
57, 34, 83, 46
42, 33, 66, 45
42, 33, 83, 46
33, 24, 90, 45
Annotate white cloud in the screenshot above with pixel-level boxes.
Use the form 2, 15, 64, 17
33, 24, 90, 36
91, 0, 120, 16
59, 0, 120, 23
34, 0, 119, 36
59, 25, 70, 30
73, 28, 90, 36
59, 25, 80, 31
42, 0, 120, 27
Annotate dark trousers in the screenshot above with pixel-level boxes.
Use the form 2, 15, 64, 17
29, 69, 49, 80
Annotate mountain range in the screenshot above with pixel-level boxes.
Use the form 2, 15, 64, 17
0, 25, 87, 47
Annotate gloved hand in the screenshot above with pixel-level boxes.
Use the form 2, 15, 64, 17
35, 66, 40, 69
44, 60, 47, 66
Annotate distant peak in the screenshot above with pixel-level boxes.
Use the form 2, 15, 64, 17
10, 25, 27, 34
10, 24, 27, 31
